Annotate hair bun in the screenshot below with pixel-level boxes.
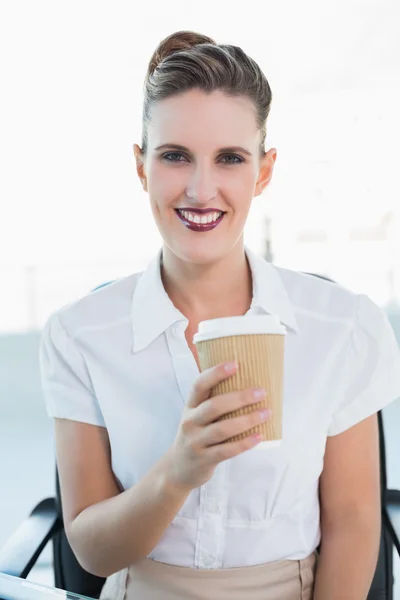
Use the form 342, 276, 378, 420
147, 30, 216, 79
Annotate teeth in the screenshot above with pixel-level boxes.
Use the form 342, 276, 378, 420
178, 209, 223, 224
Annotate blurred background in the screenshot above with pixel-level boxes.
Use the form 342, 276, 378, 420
1, 0, 400, 596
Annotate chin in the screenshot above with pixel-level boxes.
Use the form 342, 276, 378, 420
166, 238, 239, 267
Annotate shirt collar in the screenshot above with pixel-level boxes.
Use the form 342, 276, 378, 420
245, 246, 299, 334
131, 246, 298, 353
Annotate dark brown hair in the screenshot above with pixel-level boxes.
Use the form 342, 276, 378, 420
141, 30, 272, 158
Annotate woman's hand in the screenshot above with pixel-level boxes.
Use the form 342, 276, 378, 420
164, 361, 272, 492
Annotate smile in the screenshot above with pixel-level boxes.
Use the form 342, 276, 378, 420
175, 209, 225, 232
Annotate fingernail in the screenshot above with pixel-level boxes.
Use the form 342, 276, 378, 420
253, 388, 266, 399
259, 409, 272, 421
224, 361, 238, 373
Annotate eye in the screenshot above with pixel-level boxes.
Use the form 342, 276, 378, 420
161, 152, 244, 164
162, 152, 187, 163
220, 154, 244, 165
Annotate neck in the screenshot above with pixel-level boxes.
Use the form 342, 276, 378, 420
161, 241, 253, 321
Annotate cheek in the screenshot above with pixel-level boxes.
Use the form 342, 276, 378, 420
148, 162, 185, 206
147, 161, 258, 207
226, 168, 257, 201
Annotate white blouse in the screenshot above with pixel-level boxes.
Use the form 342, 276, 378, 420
39, 247, 400, 569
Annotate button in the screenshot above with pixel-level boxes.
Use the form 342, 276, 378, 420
172, 323, 181, 336
206, 498, 221, 513
172, 322, 188, 337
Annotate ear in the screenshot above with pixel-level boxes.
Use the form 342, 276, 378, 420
254, 148, 277, 197
133, 144, 148, 192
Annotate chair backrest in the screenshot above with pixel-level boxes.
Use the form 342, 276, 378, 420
53, 468, 106, 597
368, 411, 394, 599
53, 281, 114, 597
52, 275, 394, 599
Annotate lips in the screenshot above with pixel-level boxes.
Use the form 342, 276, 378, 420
175, 208, 226, 232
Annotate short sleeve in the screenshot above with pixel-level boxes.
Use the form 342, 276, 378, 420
39, 313, 106, 427
328, 293, 400, 436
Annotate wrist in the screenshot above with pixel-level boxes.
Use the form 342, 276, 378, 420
159, 448, 193, 499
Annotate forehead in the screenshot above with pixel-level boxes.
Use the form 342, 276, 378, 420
147, 89, 259, 149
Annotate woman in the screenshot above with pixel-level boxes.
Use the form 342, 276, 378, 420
40, 31, 400, 599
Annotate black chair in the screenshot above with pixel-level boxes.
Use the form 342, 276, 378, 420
1, 275, 400, 599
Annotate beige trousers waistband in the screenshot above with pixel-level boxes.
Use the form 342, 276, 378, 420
100, 550, 319, 600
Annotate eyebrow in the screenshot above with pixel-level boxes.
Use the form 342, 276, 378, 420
154, 143, 253, 156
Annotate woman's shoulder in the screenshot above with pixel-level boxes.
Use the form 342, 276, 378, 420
272, 262, 358, 324
43, 270, 144, 342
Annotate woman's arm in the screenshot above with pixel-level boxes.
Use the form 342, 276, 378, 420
313, 519, 381, 600
54, 362, 266, 579
55, 418, 191, 578
313, 414, 381, 599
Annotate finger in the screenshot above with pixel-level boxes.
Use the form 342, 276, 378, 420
193, 388, 266, 426
200, 408, 271, 446
206, 432, 263, 463
186, 361, 238, 409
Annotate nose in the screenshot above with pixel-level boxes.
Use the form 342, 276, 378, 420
185, 162, 218, 206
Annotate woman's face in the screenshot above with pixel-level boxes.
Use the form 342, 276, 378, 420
134, 89, 277, 265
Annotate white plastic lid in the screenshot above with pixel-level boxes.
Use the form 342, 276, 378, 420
253, 439, 282, 450
193, 314, 286, 344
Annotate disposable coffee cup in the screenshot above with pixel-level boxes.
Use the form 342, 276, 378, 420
193, 314, 286, 448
